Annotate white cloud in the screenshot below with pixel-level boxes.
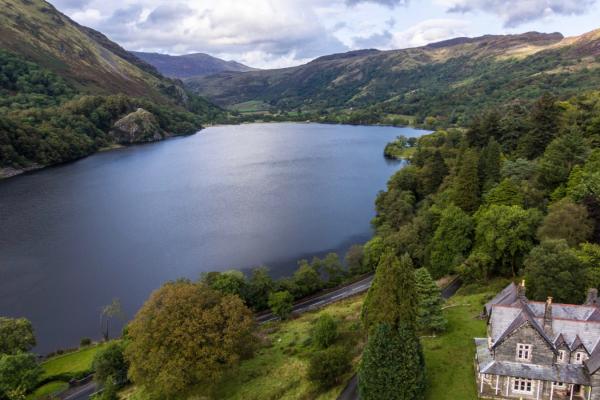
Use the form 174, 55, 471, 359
438, 0, 596, 27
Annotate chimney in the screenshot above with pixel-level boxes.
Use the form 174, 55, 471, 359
544, 297, 553, 336
585, 288, 598, 306
517, 280, 527, 300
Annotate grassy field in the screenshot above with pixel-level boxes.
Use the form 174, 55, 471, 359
422, 279, 510, 400
27, 381, 69, 400
228, 100, 272, 113
41, 343, 106, 380
122, 295, 366, 400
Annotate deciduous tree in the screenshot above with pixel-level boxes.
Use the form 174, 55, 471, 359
538, 198, 593, 246
0, 318, 35, 355
125, 282, 254, 398
268, 291, 294, 320
0, 353, 41, 399
312, 313, 338, 349
428, 205, 473, 278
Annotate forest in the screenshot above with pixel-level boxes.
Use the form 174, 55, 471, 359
0, 50, 224, 171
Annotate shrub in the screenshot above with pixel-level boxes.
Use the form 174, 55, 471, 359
312, 314, 338, 349
307, 346, 351, 389
80, 338, 92, 347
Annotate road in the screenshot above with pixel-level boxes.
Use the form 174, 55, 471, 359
64, 274, 375, 400
256, 274, 375, 324
336, 277, 462, 400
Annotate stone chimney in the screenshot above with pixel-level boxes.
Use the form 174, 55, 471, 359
517, 280, 527, 300
585, 288, 599, 306
544, 297, 553, 336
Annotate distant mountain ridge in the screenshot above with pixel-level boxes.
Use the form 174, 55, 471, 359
132, 52, 255, 79
186, 29, 600, 122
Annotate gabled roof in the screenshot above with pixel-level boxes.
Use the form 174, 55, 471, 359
571, 335, 585, 352
485, 282, 518, 315
554, 333, 567, 348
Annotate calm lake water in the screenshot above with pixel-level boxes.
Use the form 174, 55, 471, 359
0, 123, 425, 353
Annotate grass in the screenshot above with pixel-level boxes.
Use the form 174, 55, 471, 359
27, 381, 69, 400
422, 280, 509, 400
228, 100, 272, 113
121, 295, 366, 400
41, 343, 106, 380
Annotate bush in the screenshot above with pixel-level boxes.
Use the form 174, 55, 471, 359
92, 342, 128, 386
312, 314, 338, 348
307, 346, 351, 389
0, 353, 42, 397
268, 291, 294, 320
80, 338, 92, 347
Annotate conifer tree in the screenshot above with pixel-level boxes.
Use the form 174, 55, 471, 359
361, 251, 418, 332
419, 150, 448, 196
414, 268, 447, 333
479, 138, 502, 192
358, 323, 426, 400
451, 148, 480, 212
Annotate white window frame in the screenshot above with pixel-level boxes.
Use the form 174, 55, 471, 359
558, 350, 567, 363
513, 378, 533, 394
575, 352, 588, 364
516, 343, 532, 361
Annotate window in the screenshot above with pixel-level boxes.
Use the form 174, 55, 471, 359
575, 352, 588, 364
516, 343, 532, 361
553, 382, 566, 389
513, 378, 533, 394
558, 350, 567, 363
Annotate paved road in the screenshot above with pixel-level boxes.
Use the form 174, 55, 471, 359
256, 275, 375, 324
64, 275, 374, 400
337, 277, 462, 400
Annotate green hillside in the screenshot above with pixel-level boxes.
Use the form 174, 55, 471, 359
0, 0, 223, 176
186, 30, 600, 125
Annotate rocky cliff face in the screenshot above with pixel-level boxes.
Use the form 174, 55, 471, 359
110, 108, 168, 144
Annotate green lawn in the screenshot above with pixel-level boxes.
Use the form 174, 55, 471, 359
27, 381, 69, 400
41, 343, 106, 380
422, 281, 509, 400
228, 100, 272, 113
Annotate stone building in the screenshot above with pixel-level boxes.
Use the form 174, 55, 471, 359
475, 281, 600, 399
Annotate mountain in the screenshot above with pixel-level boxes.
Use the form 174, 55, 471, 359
0, 0, 222, 176
186, 30, 600, 123
132, 52, 255, 79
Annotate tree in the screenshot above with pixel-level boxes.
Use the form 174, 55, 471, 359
538, 132, 588, 191
246, 267, 274, 311
361, 251, 418, 332
414, 268, 447, 333
362, 236, 385, 272
524, 240, 587, 304
451, 149, 480, 213
418, 150, 448, 196
483, 178, 524, 207
292, 263, 323, 298
0, 353, 42, 399
307, 346, 351, 389
200, 270, 247, 299
537, 198, 593, 246
100, 299, 124, 342
322, 253, 345, 287
373, 189, 415, 232
479, 138, 502, 192
268, 291, 294, 320
474, 205, 542, 277
428, 205, 473, 278
358, 323, 426, 400
518, 93, 560, 159
92, 342, 128, 386
312, 313, 338, 348
0, 318, 35, 355
125, 282, 254, 398
576, 243, 600, 290
95, 377, 118, 400
345, 245, 365, 275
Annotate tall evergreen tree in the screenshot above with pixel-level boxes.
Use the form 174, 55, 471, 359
361, 251, 418, 332
418, 150, 448, 196
518, 93, 560, 159
414, 268, 447, 333
451, 149, 480, 213
478, 138, 502, 192
358, 323, 426, 400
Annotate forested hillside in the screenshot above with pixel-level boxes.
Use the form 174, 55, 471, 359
370, 91, 600, 304
0, 0, 223, 176
187, 30, 600, 125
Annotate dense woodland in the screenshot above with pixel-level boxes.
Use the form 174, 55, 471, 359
0, 50, 224, 170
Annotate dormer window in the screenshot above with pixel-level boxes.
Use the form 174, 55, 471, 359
516, 343, 532, 361
558, 350, 567, 363
575, 352, 588, 364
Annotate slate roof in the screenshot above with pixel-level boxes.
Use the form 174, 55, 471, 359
484, 282, 518, 315
476, 338, 590, 385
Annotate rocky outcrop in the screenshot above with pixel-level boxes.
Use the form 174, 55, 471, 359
110, 108, 168, 144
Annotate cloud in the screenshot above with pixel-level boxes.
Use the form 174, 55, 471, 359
440, 0, 596, 27
346, 0, 409, 7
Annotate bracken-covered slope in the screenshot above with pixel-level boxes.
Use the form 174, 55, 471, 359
132, 51, 255, 79
186, 30, 600, 121
0, 0, 184, 104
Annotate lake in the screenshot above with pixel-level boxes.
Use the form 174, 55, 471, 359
0, 123, 425, 353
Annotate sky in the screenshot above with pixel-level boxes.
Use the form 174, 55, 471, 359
49, 0, 600, 69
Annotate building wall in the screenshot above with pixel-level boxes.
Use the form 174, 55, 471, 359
494, 323, 555, 365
